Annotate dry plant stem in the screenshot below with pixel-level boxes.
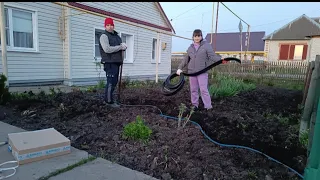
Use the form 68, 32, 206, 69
182, 107, 195, 128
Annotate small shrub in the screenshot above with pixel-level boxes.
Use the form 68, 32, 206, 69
0, 74, 11, 105
209, 75, 256, 98
122, 115, 152, 142
299, 130, 309, 149
96, 80, 105, 89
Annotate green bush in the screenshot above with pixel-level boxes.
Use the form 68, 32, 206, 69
122, 115, 152, 142
209, 75, 256, 98
0, 74, 11, 105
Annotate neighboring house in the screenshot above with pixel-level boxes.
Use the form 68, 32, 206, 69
0, 2, 175, 86
205, 31, 266, 61
263, 14, 320, 62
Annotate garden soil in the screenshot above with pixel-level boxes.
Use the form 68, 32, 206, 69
0, 84, 305, 180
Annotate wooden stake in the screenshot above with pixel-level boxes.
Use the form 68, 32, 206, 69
118, 51, 124, 102
155, 32, 160, 83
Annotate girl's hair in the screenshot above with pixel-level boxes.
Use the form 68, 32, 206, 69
193, 29, 203, 37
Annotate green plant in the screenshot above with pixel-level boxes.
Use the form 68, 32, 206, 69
177, 103, 187, 128
177, 103, 195, 129
209, 75, 256, 98
182, 106, 195, 128
122, 115, 152, 142
96, 80, 105, 89
299, 129, 309, 149
247, 170, 258, 179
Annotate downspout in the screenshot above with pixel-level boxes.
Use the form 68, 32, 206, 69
0, 2, 8, 86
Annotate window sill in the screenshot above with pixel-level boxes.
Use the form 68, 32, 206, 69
151, 61, 161, 64
123, 59, 134, 64
93, 58, 134, 64
0, 48, 40, 53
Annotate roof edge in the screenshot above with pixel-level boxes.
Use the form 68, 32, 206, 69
155, 2, 176, 34
67, 2, 173, 33
263, 14, 320, 40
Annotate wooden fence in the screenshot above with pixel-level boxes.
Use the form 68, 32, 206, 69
171, 56, 309, 81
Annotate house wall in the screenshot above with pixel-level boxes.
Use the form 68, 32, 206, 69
68, 2, 172, 85
308, 37, 320, 62
266, 40, 310, 61
0, 2, 64, 86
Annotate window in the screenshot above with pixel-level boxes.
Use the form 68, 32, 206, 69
94, 29, 134, 63
151, 38, 161, 63
120, 32, 134, 63
279, 44, 308, 60
0, 6, 37, 52
94, 28, 104, 61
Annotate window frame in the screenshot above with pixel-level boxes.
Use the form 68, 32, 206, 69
119, 31, 134, 64
0, 4, 39, 53
151, 37, 161, 64
93, 28, 134, 64
93, 27, 105, 62
278, 43, 308, 61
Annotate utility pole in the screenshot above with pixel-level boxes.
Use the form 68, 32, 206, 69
214, 2, 219, 52
210, 2, 215, 44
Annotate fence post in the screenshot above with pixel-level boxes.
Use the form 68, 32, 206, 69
302, 62, 313, 106
307, 55, 320, 155
304, 96, 320, 179
300, 55, 320, 147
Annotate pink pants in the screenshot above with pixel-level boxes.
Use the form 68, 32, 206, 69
189, 73, 212, 109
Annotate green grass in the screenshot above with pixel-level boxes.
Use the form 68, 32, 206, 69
38, 156, 96, 180
209, 75, 256, 98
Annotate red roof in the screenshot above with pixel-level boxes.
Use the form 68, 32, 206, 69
67, 2, 175, 34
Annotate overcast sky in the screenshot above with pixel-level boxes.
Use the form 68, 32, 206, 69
159, 2, 320, 52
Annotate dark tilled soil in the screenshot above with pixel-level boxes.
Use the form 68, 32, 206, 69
0, 84, 305, 180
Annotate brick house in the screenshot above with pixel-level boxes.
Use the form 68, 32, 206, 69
263, 14, 320, 62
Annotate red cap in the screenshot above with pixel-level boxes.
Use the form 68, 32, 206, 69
104, 18, 114, 27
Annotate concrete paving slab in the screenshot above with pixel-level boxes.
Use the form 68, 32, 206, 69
50, 157, 158, 180
0, 121, 89, 180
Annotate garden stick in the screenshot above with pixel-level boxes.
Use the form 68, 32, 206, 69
118, 51, 124, 102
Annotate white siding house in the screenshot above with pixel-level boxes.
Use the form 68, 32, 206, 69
0, 2, 175, 86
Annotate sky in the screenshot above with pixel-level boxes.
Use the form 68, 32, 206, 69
159, 2, 320, 52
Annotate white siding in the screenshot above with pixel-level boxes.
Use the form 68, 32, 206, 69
68, 3, 172, 82
308, 37, 320, 62
0, 2, 64, 84
266, 40, 309, 61
79, 2, 168, 28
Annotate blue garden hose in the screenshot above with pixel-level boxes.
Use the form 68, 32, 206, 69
118, 103, 304, 179
159, 114, 304, 179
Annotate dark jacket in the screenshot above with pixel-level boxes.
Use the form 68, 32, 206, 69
99, 30, 123, 64
178, 40, 222, 73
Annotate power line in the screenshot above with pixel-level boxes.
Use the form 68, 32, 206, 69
174, 16, 297, 33
170, 2, 205, 21
220, 2, 249, 26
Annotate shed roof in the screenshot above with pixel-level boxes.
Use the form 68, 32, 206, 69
263, 14, 320, 40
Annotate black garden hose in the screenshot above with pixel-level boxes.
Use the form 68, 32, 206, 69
162, 57, 241, 96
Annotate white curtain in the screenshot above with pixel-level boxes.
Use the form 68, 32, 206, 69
12, 9, 33, 48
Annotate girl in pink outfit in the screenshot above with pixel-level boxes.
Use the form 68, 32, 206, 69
177, 29, 222, 110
